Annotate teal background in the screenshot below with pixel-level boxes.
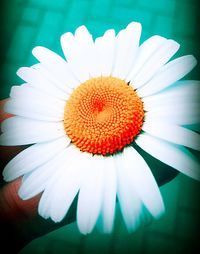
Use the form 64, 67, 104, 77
0, 0, 200, 253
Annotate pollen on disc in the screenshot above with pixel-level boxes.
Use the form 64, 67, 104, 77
64, 76, 144, 155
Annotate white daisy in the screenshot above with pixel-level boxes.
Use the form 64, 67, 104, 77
1, 22, 200, 234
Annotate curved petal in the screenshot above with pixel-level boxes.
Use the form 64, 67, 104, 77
144, 102, 200, 126
131, 39, 180, 88
0, 116, 65, 145
127, 35, 167, 84
32, 63, 74, 94
75, 26, 99, 78
18, 147, 70, 200
10, 84, 69, 103
123, 146, 165, 218
114, 152, 144, 232
99, 156, 117, 233
60, 31, 74, 59
77, 155, 104, 234
94, 29, 115, 76
49, 151, 91, 222
142, 80, 200, 110
17, 67, 71, 99
38, 181, 53, 219
32, 46, 79, 89
112, 22, 141, 79
4, 96, 65, 121
38, 145, 82, 219
135, 133, 200, 181
61, 26, 99, 82
138, 55, 197, 97
142, 121, 200, 150
2, 136, 70, 181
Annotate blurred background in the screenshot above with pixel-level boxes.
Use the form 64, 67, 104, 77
0, 0, 200, 253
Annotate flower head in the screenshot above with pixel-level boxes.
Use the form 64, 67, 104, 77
1, 22, 200, 234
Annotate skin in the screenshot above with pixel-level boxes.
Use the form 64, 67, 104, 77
0, 100, 76, 253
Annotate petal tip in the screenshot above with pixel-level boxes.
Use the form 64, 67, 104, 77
168, 39, 180, 50
127, 21, 142, 29
32, 46, 45, 57
2, 170, 11, 182
189, 54, 198, 66
75, 25, 89, 35
60, 32, 73, 44
18, 187, 28, 200
16, 67, 27, 78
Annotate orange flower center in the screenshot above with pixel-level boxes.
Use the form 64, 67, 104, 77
64, 77, 144, 155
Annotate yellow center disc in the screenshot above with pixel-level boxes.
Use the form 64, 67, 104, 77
64, 77, 144, 155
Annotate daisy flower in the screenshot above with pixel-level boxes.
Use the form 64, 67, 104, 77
1, 22, 200, 234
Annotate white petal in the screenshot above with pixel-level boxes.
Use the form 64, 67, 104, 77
112, 22, 141, 79
32, 63, 75, 95
61, 26, 98, 82
9, 86, 66, 110
77, 155, 104, 234
144, 102, 200, 126
49, 151, 91, 222
60, 32, 77, 70
0, 116, 65, 145
2, 136, 70, 182
138, 55, 197, 97
100, 156, 117, 233
123, 146, 165, 218
142, 80, 200, 110
75, 25, 99, 78
61, 32, 89, 83
10, 83, 68, 104
60, 31, 74, 61
127, 35, 167, 85
38, 182, 53, 219
38, 145, 82, 218
115, 152, 143, 232
37, 158, 70, 219
4, 96, 65, 121
17, 67, 70, 99
1, 116, 62, 133
32, 46, 79, 89
142, 121, 200, 150
147, 115, 200, 127
18, 148, 69, 200
135, 133, 200, 181
94, 29, 115, 76
131, 39, 180, 88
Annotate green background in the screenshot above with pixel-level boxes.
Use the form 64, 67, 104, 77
1, 0, 200, 253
